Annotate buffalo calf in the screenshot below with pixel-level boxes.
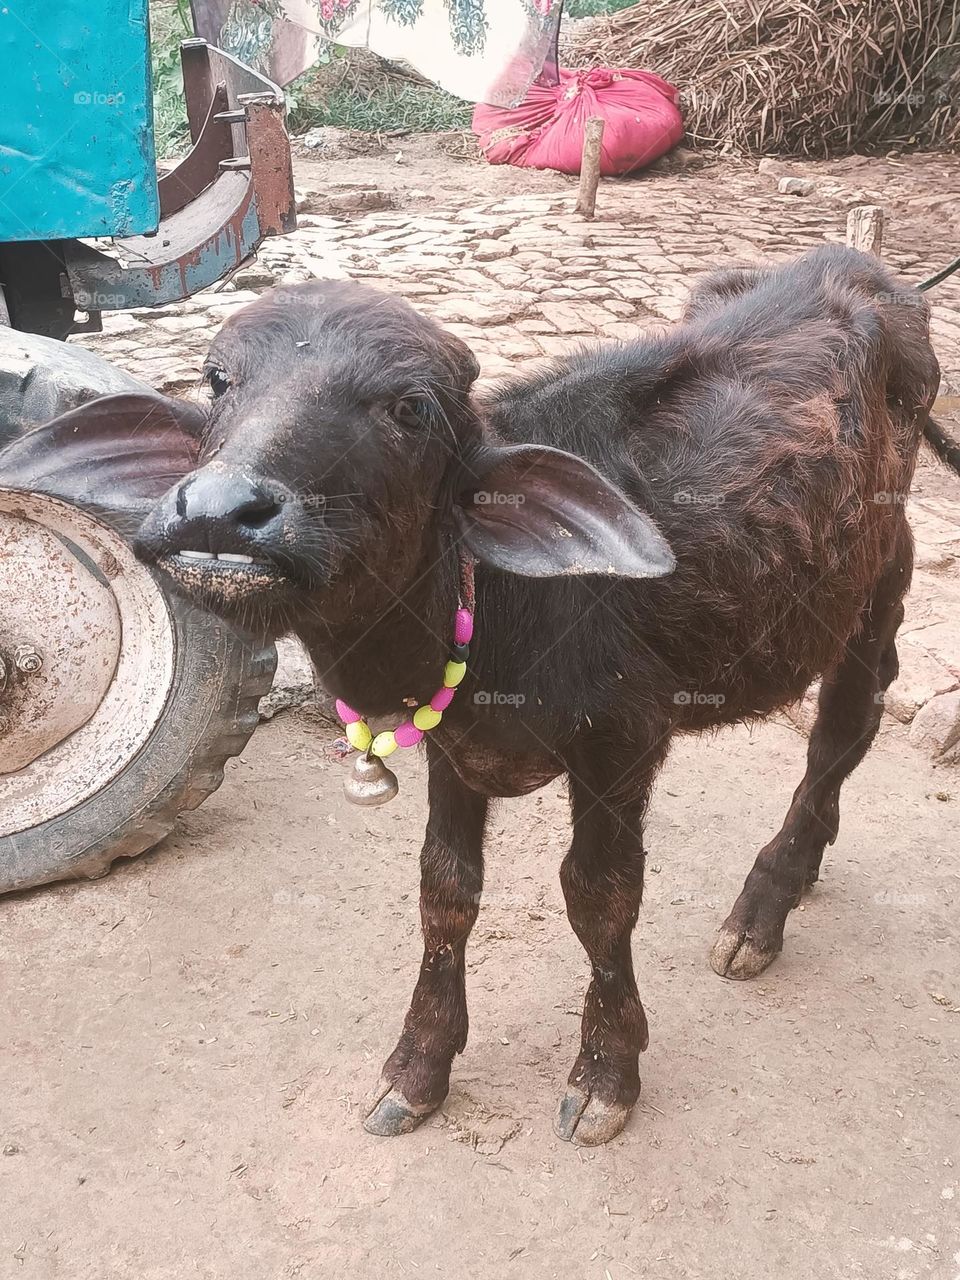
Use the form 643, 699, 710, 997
16, 245, 955, 1145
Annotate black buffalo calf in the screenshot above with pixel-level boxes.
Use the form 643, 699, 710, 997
6, 246, 955, 1145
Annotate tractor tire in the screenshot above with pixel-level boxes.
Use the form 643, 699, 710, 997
0, 489, 276, 895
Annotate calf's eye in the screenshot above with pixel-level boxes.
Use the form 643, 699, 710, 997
205, 366, 231, 398
390, 398, 428, 429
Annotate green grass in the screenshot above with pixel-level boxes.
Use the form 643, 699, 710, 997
288, 82, 473, 134
565, 0, 635, 15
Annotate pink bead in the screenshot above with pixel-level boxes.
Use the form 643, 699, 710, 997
394, 721, 423, 748
430, 686, 456, 712
335, 698, 360, 724
454, 608, 474, 646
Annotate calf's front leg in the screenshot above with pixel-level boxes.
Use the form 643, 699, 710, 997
363, 745, 487, 1136
555, 745, 664, 1146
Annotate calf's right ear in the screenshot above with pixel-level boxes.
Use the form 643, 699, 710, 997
0, 392, 205, 530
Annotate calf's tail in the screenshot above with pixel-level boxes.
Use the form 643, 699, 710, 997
923, 415, 960, 476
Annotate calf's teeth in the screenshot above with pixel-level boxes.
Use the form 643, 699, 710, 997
217, 552, 255, 564
180, 549, 214, 560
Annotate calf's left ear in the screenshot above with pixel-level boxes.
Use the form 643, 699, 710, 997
454, 444, 675, 579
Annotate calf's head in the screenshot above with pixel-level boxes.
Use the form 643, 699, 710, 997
137, 280, 493, 628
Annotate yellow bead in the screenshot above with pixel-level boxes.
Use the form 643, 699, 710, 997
345, 720, 372, 751
443, 660, 466, 688
370, 730, 398, 757
413, 705, 442, 731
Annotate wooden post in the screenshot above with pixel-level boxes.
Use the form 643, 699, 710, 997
846, 205, 884, 257
575, 117, 605, 220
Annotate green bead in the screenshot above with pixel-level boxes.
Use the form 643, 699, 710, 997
443, 660, 466, 688
413, 705, 442, 731
370, 730, 398, 757
346, 720, 372, 752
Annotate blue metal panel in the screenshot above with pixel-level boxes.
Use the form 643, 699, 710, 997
0, 0, 159, 242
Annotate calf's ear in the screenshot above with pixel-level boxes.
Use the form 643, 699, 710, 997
453, 444, 675, 579
0, 392, 204, 529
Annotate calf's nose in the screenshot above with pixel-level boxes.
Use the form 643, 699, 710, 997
175, 466, 283, 531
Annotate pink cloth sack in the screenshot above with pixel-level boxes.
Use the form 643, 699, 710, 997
473, 67, 684, 176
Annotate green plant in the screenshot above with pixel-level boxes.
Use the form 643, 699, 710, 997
289, 82, 473, 133
150, 0, 192, 158
565, 0, 636, 16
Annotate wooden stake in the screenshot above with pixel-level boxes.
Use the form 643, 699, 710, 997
575, 117, 606, 220
846, 205, 884, 257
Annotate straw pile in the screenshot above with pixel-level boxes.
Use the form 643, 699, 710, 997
573, 0, 960, 155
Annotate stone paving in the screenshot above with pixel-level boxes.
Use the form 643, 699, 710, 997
74, 166, 960, 762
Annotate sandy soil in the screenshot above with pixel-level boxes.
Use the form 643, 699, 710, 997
3, 140, 960, 1279
289, 133, 960, 253
3, 710, 958, 1279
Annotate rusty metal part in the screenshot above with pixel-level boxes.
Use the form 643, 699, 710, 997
158, 83, 232, 217
13, 645, 43, 674
243, 94, 297, 237
0, 489, 175, 837
181, 38, 220, 143
64, 171, 261, 310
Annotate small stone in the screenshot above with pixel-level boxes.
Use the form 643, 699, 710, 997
259, 636, 316, 721
300, 126, 352, 157
885, 645, 959, 724
3, 1143, 20, 1155
914, 544, 956, 573
233, 264, 277, 290
778, 177, 816, 197
153, 314, 210, 333
604, 298, 636, 317
908, 690, 960, 759
473, 240, 516, 262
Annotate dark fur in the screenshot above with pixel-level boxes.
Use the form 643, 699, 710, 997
136, 246, 950, 1144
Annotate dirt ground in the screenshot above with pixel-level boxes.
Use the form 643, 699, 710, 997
4, 717, 959, 1279
3, 139, 960, 1279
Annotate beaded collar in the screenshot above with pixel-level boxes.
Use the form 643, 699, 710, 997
335, 557, 475, 805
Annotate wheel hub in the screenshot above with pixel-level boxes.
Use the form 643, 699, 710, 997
0, 490, 176, 836
0, 512, 121, 774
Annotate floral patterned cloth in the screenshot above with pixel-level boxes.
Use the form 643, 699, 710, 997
191, 0, 561, 106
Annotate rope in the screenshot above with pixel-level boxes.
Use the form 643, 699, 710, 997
917, 255, 960, 292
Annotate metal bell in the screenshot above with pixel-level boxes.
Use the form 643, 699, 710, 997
343, 751, 399, 806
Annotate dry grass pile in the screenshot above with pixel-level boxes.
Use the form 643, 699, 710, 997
573, 0, 959, 155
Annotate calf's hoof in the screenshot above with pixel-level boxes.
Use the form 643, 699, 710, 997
709, 926, 779, 980
554, 1084, 634, 1146
362, 1076, 441, 1137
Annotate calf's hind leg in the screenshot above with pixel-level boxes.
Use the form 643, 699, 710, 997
711, 544, 910, 981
